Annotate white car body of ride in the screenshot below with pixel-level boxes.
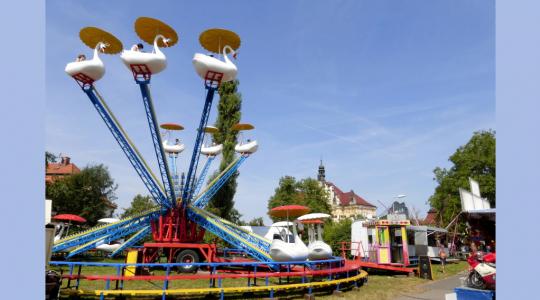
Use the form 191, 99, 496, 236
201, 144, 223, 156
95, 218, 124, 253
298, 213, 333, 260
268, 221, 309, 262
163, 140, 185, 154
193, 45, 237, 82
234, 140, 258, 154
120, 34, 169, 75
65, 44, 105, 81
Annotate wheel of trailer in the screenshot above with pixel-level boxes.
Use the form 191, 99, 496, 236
176, 249, 199, 273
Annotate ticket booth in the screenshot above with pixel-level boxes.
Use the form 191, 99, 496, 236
364, 219, 410, 266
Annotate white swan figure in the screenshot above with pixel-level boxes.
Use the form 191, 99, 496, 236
193, 45, 238, 82
65, 42, 106, 81
120, 34, 169, 75
201, 143, 223, 156
235, 140, 258, 154
163, 140, 185, 154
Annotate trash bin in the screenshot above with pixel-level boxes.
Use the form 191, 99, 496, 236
45, 270, 61, 300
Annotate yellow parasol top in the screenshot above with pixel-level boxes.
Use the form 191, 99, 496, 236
203, 126, 219, 133
199, 28, 240, 54
135, 17, 178, 48
232, 123, 254, 131
160, 123, 184, 131
79, 27, 123, 54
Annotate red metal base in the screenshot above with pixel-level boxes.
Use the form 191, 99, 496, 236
205, 71, 223, 88
130, 64, 152, 81
72, 73, 94, 88
142, 242, 216, 264
355, 261, 416, 274
150, 207, 205, 243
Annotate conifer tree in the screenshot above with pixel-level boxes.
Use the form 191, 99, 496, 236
208, 80, 242, 219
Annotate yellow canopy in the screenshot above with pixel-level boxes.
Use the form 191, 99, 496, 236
232, 123, 254, 131
203, 126, 219, 133
160, 123, 184, 131
135, 17, 178, 48
199, 28, 240, 54
79, 27, 123, 54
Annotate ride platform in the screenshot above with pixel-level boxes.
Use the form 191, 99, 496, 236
355, 260, 416, 274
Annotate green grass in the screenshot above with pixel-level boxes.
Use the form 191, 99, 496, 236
51, 257, 467, 299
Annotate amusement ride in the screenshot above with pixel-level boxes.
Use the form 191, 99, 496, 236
51, 16, 367, 299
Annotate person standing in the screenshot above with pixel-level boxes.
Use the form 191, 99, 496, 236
438, 242, 447, 273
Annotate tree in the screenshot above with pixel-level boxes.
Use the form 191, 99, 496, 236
46, 164, 117, 226
122, 194, 157, 218
45, 151, 57, 167
323, 218, 352, 256
428, 130, 495, 226
247, 217, 264, 226
267, 176, 331, 222
208, 80, 242, 220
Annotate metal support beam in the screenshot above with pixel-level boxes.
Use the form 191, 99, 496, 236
66, 221, 151, 258
182, 86, 217, 205
137, 81, 176, 206
109, 226, 151, 257
190, 156, 215, 200
193, 155, 248, 209
53, 210, 159, 252
81, 85, 169, 207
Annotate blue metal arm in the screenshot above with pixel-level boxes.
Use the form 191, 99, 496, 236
81, 86, 169, 208
192, 155, 248, 209
190, 156, 216, 200
187, 207, 273, 264
109, 225, 151, 257
53, 209, 159, 252
137, 81, 176, 207
66, 220, 151, 258
182, 86, 217, 205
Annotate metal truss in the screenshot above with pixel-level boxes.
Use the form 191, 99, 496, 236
109, 225, 151, 257
137, 81, 176, 206
182, 86, 217, 205
81, 85, 169, 208
192, 155, 248, 208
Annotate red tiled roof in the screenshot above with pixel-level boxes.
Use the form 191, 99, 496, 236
46, 163, 80, 175
325, 181, 376, 208
422, 208, 438, 225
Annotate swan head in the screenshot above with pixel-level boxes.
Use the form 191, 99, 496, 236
97, 42, 108, 53
154, 34, 170, 47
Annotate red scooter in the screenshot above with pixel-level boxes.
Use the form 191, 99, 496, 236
467, 251, 496, 290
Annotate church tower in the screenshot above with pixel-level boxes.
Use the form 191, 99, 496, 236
317, 160, 326, 182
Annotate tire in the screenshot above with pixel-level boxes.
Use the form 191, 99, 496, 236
176, 249, 199, 273
467, 271, 486, 289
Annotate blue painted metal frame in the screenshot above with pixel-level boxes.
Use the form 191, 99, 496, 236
181, 85, 217, 205
109, 225, 151, 257
193, 155, 248, 208
53, 210, 159, 252
66, 220, 151, 258
192, 207, 271, 252
81, 85, 169, 208
187, 207, 273, 264
190, 156, 215, 200
137, 80, 176, 207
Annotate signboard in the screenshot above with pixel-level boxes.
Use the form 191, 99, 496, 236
418, 255, 433, 280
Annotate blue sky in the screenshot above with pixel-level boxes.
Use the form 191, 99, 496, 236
46, 0, 494, 223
